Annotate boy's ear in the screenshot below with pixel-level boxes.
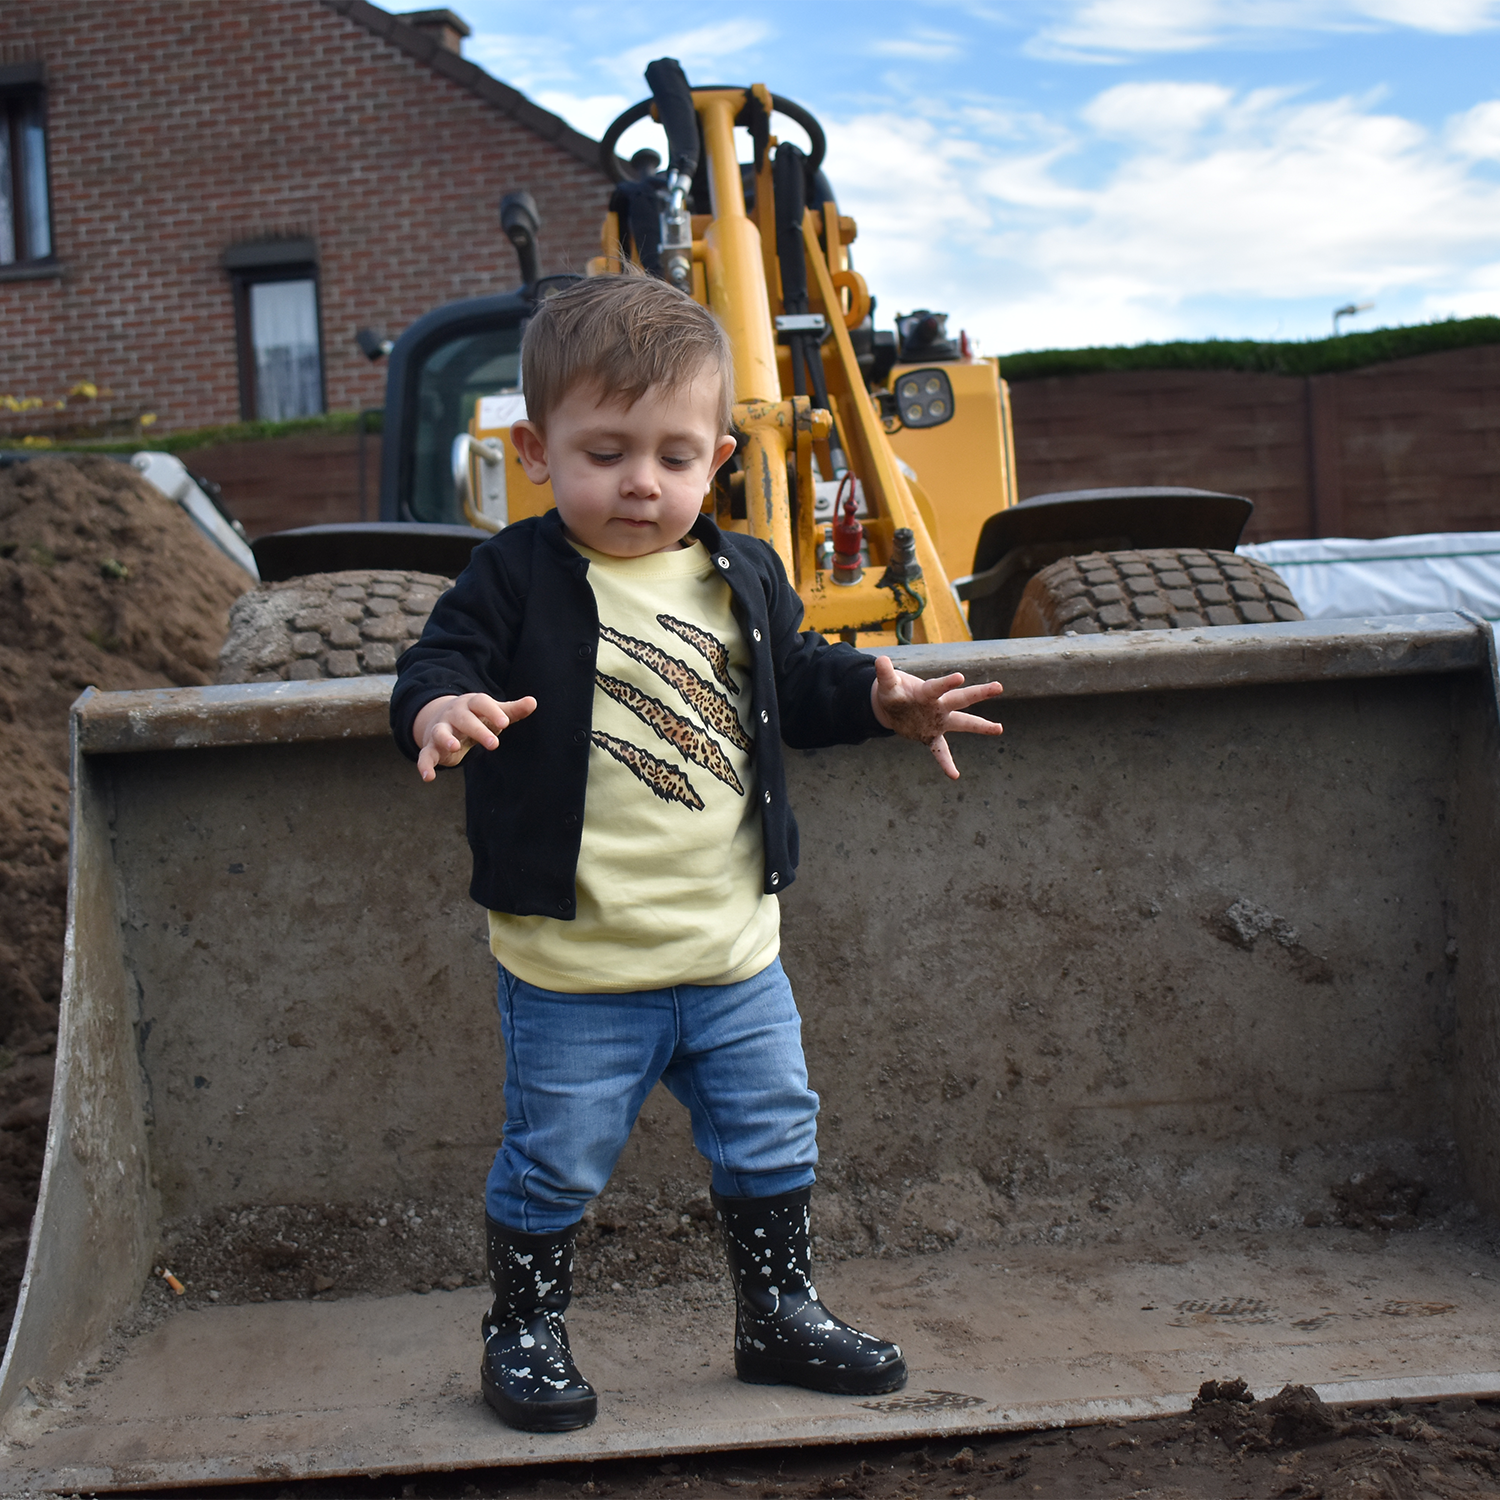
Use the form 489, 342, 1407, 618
711, 434, 737, 474
509, 419, 550, 484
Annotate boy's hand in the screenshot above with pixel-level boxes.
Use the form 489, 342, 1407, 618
413, 692, 537, 782
870, 656, 1003, 780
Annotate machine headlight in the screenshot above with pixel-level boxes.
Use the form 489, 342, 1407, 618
890, 368, 954, 429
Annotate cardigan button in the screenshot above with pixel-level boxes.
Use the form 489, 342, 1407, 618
573, 728, 588, 745
577, 643, 591, 660
770, 871, 780, 886
763, 790, 771, 805
716, 555, 730, 570
752, 628, 762, 641
557, 899, 571, 913
564, 812, 580, 827
759, 709, 769, 724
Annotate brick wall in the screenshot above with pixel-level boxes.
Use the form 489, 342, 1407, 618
1007, 344, 1500, 543
0, 0, 613, 438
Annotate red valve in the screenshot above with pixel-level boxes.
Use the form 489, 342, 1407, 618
832, 486, 864, 585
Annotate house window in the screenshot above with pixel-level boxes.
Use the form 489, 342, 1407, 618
224, 238, 326, 421
0, 75, 52, 266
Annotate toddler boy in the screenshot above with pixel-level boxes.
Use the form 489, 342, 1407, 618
390, 274, 1003, 1433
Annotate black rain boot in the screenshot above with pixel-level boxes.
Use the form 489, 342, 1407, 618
713, 1186, 907, 1395
480, 1215, 598, 1432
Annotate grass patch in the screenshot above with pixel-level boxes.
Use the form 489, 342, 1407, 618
998, 316, 1500, 383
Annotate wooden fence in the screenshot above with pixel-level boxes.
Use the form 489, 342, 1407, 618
181, 343, 1500, 546
1007, 343, 1500, 543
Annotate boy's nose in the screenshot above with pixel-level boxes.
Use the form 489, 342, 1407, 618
618, 459, 661, 498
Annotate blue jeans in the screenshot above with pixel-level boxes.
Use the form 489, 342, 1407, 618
486, 958, 819, 1233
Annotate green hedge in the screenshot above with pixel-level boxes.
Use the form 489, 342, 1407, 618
66, 408, 384, 455
998, 316, 1500, 383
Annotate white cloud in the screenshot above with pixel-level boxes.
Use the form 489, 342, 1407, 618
615, 20, 774, 84
822, 85, 1500, 351
1029, 0, 1243, 60
1027, 0, 1500, 59
1357, 0, 1500, 31
531, 90, 637, 141
1449, 99, 1500, 158
1081, 80, 1233, 139
468, 17, 775, 146
466, 32, 576, 92
1417, 259, 1500, 320
867, 33, 964, 61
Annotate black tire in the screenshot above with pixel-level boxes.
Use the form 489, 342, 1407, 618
216, 568, 447, 683
1010, 548, 1303, 637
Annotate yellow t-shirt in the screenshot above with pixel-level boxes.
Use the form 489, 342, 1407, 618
489, 538, 780, 992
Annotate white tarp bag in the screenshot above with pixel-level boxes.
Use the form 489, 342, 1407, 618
1239, 533, 1500, 623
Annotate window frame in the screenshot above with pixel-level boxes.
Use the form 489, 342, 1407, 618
226, 245, 327, 422
0, 66, 56, 272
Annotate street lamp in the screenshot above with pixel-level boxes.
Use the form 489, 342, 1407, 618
1333, 300, 1374, 335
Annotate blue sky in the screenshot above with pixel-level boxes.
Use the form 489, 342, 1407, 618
456, 1, 1500, 355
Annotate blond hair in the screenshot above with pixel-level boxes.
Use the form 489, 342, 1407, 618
521, 274, 734, 436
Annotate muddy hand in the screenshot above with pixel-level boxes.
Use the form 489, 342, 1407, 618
870, 656, 1003, 780
416, 693, 537, 781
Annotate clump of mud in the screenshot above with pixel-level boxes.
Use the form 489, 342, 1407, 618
1190, 1377, 1341, 1451
0, 453, 250, 1334
1332, 1166, 1429, 1232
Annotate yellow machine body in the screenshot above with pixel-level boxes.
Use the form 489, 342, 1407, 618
469, 83, 1019, 646
885, 360, 1019, 586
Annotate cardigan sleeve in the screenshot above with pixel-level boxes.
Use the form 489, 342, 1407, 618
759, 545, 892, 749
388, 533, 529, 764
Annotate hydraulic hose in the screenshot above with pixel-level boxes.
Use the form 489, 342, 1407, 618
644, 58, 699, 180
773, 143, 829, 411
645, 58, 698, 290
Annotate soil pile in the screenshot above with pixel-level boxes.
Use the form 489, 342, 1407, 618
0, 453, 249, 1329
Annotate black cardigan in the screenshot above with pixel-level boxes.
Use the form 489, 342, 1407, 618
389, 509, 889, 916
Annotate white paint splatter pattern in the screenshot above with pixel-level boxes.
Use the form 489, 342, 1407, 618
713, 1192, 906, 1395
481, 1220, 597, 1427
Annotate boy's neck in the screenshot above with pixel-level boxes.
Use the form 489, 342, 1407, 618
564, 524, 695, 557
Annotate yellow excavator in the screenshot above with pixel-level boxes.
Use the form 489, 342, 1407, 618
439, 59, 1299, 647
250, 59, 1298, 646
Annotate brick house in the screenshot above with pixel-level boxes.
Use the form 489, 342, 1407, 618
0, 0, 613, 444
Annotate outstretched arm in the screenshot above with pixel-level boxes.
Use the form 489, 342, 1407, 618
413, 692, 537, 782
870, 656, 1003, 780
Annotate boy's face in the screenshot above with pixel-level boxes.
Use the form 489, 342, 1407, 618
510, 365, 736, 558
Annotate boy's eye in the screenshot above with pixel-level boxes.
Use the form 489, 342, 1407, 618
586, 450, 622, 463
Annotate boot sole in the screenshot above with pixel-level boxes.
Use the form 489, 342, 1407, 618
482, 1372, 598, 1432
734, 1354, 909, 1397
